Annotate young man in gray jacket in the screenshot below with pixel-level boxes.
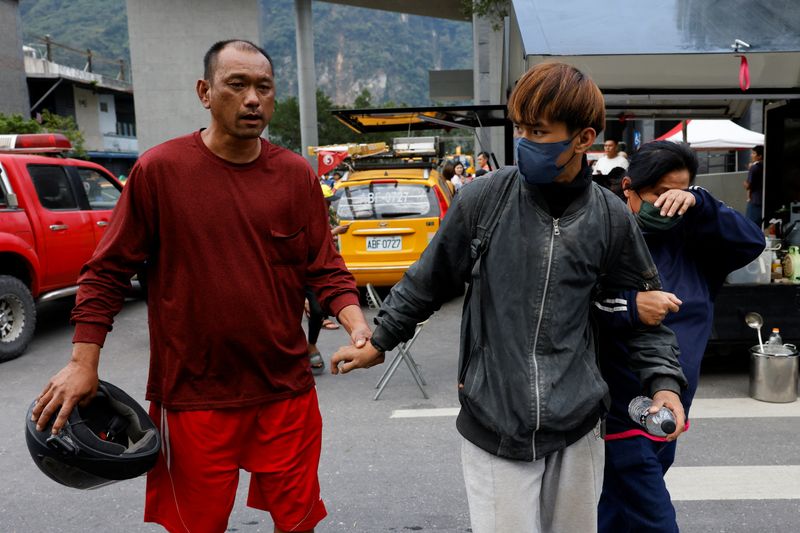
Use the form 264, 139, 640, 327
331, 62, 688, 533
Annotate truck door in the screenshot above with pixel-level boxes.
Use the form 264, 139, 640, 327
26, 165, 96, 289
72, 166, 122, 244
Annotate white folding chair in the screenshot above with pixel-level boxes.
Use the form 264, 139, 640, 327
365, 283, 428, 400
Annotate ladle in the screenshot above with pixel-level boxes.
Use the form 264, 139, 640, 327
745, 312, 764, 350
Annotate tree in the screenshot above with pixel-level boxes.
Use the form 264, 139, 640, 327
0, 111, 87, 157
268, 96, 301, 152
269, 89, 396, 153
461, 0, 509, 29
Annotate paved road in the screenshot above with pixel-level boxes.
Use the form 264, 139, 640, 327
1, 296, 798, 532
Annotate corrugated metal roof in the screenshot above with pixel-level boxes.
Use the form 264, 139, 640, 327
512, 0, 800, 56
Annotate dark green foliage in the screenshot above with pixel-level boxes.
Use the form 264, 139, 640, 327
269, 89, 396, 153
20, 0, 130, 79
21, 0, 472, 104
0, 110, 87, 157
461, 0, 508, 29
264, 0, 472, 105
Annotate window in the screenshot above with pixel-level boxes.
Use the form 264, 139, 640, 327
335, 182, 437, 220
0, 166, 7, 208
77, 168, 121, 210
28, 166, 78, 210
100, 102, 109, 112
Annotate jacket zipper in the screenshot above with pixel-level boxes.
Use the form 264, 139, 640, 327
530, 217, 559, 458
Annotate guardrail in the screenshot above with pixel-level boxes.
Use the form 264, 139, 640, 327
33, 35, 128, 81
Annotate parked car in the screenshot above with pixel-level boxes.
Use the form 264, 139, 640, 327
332, 137, 453, 287
0, 133, 124, 361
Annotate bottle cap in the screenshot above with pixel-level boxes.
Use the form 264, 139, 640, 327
661, 419, 677, 434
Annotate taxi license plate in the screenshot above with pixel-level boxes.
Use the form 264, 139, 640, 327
366, 236, 402, 251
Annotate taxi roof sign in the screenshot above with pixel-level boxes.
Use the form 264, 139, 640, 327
307, 141, 388, 158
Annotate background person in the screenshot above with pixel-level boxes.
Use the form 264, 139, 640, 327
442, 160, 461, 191
476, 151, 492, 172
453, 161, 468, 189
595, 141, 764, 533
743, 145, 764, 226
593, 139, 629, 175
331, 62, 687, 533
31, 39, 371, 533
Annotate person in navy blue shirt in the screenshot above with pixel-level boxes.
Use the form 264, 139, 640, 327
595, 141, 765, 533
744, 145, 764, 226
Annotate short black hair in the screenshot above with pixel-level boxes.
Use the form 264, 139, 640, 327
626, 141, 698, 191
753, 145, 764, 157
478, 151, 490, 159
203, 39, 273, 81
604, 139, 619, 144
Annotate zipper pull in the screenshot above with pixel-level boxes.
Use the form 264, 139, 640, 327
553, 218, 560, 236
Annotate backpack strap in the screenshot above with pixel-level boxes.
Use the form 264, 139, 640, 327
460, 167, 518, 381
469, 166, 518, 265
598, 187, 629, 277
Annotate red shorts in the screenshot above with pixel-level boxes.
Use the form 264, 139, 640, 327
144, 388, 326, 532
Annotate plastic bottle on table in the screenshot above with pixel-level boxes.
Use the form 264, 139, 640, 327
767, 328, 783, 345
628, 396, 677, 437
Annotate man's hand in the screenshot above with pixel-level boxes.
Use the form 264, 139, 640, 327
654, 189, 696, 217
31, 342, 100, 434
336, 303, 371, 349
330, 342, 385, 374
636, 291, 682, 326
651, 389, 686, 442
331, 224, 350, 236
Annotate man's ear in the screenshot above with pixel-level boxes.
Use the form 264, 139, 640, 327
574, 127, 597, 154
621, 176, 632, 199
196, 79, 211, 109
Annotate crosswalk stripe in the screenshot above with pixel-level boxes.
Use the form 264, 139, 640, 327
391, 407, 460, 418
667, 465, 800, 500
689, 397, 800, 418
391, 398, 800, 420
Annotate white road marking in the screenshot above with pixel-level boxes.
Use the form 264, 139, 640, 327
667, 465, 800, 500
391, 407, 460, 418
390, 398, 800, 420
689, 397, 800, 418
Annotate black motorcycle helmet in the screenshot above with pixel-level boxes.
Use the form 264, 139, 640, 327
25, 380, 161, 490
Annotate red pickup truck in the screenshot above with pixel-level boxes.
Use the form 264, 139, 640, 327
0, 133, 124, 362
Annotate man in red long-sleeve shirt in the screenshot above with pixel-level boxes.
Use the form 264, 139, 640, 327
31, 39, 378, 533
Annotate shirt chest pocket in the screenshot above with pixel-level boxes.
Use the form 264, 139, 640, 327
269, 226, 307, 266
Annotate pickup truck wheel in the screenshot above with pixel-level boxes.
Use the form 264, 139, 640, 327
0, 275, 37, 363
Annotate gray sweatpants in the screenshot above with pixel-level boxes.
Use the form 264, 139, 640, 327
461, 426, 604, 533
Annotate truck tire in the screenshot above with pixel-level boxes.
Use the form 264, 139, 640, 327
0, 275, 37, 363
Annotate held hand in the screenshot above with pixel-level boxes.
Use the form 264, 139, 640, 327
330, 341, 385, 375
349, 324, 372, 349
651, 390, 686, 442
654, 189, 696, 217
331, 224, 350, 236
636, 291, 682, 326
31, 344, 100, 434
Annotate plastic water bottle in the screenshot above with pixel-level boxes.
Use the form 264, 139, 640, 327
628, 396, 677, 437
767, 328, 783, 345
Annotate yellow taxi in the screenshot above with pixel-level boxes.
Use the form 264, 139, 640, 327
332, 137, 454, 287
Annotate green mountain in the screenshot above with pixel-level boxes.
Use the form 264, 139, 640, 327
19, 0, 473, 106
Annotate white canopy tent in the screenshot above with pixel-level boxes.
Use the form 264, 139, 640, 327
655, 120, 764, 150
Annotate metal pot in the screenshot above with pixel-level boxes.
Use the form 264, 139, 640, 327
749, 344, 799, 403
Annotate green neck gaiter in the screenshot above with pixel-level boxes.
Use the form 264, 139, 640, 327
636, 199, 683, 232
